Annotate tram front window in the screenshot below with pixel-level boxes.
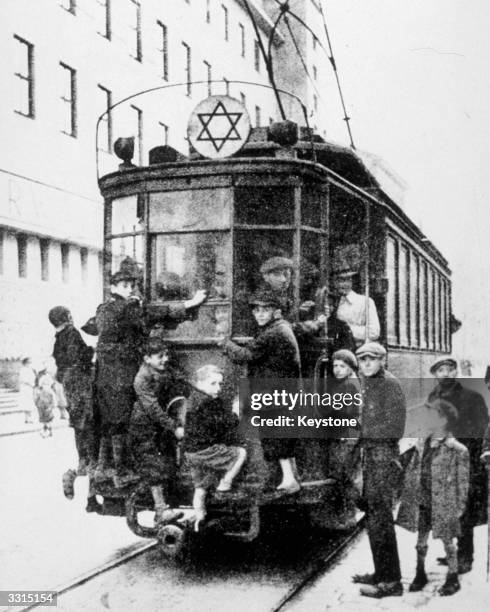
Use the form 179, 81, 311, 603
151, 232, 231, 339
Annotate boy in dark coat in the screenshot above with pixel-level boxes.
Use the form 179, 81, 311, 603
48, 306, 101, 513
184, 365, 247, 528
221, 288, 301, 493
397, 399, 469, 596
129, 338, 189, 526
428, 357, 489, 573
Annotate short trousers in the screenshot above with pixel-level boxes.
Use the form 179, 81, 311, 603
185, 444, 240, 489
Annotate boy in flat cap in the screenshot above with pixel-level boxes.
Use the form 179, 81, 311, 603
428, 357, 489, 573
353, 341, 406, 598
220, 288, 301, 493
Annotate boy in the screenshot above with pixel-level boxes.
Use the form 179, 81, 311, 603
397, 399, 470, 596
220, 288, 301, 493
35, 368, 55, 437
184, 365, 247, 528
48, 306, 101, 513
130, 338, 188, 526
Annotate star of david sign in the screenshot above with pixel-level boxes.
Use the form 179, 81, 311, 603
196, 101, 243, 152
188, 95, 251, 159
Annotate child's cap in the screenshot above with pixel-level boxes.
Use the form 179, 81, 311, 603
48, 306, 71, 327
143, 338, 169, 357
248, 288, 281, 309
193, 364, 223, 384
332, 349, 357, 371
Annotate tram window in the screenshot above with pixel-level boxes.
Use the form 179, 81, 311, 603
234, 186, 294, 225
386, 237, 398, 345
151, 233, 230, 301
410, 252, 419, 347
149, 189, 230, 232
111, 195, 144, 235
420, 261, 429, 349
110, 234, 143, 273
301, 231, 325, 302
233, 229, 294, 335
301, 186, 323, 228
398, 246, 409, 346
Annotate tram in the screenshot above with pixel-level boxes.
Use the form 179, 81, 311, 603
95, 94, 452, 557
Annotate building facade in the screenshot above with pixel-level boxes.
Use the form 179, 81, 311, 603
0, 0, 332, 384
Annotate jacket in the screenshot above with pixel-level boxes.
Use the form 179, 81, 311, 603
397, 436, 470, 539
52, 324, 93, 381
184, 387, 241, 453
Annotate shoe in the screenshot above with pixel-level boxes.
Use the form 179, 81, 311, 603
409, 570, 428, 592
216, 479, 233, 492
85, 496, 103, 514
457, 560, 472, 574
438, 572, 460, 596
276, 481, 301, 494
352, 573, 378, 585
360, 581, 403, 598
62, 469, 77, 500
154, 508, 184, 527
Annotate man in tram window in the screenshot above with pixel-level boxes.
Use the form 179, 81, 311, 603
93, 258, 207, 488
428, 357, 489, 574
333, 268, 380, 347
353, 341, 406, 598
220, 288, 301, 494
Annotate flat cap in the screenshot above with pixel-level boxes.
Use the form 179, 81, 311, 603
332, 268, 357, 278
260, 256, 293, 275
356, 342, 387, 358
249, 288, 281, 308
429, 357, 457, 375
332, 349, 358, 371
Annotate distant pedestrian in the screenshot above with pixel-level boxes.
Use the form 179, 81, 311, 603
352, 342, 406, 598
18, 357, 36, 424
428, 357, 489, 573
397, 399, 469, 596
35, 369, 55, 437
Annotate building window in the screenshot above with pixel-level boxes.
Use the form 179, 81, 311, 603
222, 4, 228, 40
255, 105, 261, 127
61, 244, 70, 283
60, 0, 76, 14
419, 261, 429, 349
97, 85, 112, 153
206, 0, 211, 23
239, 22, 245, 56
80, 247, 88, 283
436, 275, 443, 351
129, 0, 142, 61
313, 65, 317, 81
13, 35, 35, 118
254, 39, 260, 72
203, 60, 212, 96
17, 234, 27, 278
386, 236, 398, 345
313, 94, 318, 112
223, 77, 230, 96
130, 104, 143, 164
95, 0, 111, 39
409, 252, 419, 347
157, 21, 169, 81
182, 41, 191, 96
240, 92, 246, 107
159, 121, 169, 145
60, 62, 77, 137
0, 230, 4, 275
40, 239, 50, 281
312, 32, 317, 49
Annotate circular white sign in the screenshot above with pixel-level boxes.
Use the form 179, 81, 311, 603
187, 95, 251, 159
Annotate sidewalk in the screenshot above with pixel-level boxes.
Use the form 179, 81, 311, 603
0, 410, 69, 436
284, 524, 489, 611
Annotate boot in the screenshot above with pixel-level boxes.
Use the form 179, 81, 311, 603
94, 437, 115, 483
438, 572, 460, 596
409, 546, 428, 592
111, 434, 139, 488
85, 495, 103, 514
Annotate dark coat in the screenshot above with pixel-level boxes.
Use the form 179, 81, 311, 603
52, 324, 93, 381
360, 368, 406, 446
397, 436, 470, 539
95, 294, 145, 425
223, 317, 301, 380
428, 380, 489, 526
184, 387, 241, 454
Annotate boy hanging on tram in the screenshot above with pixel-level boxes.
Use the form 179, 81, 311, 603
219, 288, 301, 494
129, 338, 189, 527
